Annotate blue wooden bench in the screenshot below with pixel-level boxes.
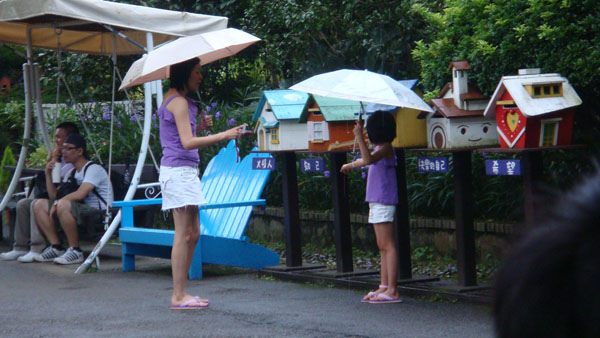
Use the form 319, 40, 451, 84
113, 140, 280, 279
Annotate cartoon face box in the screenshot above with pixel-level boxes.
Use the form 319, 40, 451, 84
427, 117, 498, 149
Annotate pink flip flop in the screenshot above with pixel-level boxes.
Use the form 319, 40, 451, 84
170, 298, 210, 310
361, 285, 388, 303
369, 293, 403, 304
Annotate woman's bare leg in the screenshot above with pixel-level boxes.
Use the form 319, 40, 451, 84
170, 206, 207, 306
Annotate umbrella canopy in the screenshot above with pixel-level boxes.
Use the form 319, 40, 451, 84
0, 0, 228, 55
119, 28, 260, 89
290, 69, 433, 113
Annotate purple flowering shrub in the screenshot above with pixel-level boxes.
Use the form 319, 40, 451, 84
25, 100, 162, 165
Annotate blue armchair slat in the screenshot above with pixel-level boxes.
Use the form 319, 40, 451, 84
113, 140, 279, 279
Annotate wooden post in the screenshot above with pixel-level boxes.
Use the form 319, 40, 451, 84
330, 152, 353, 272
281, 152, 302, 267
452, 151, 477, 287
522, 151, 543, 228
395, 149, 412, 279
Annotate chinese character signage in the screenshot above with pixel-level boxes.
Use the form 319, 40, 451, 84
252, 157, 276, 171
417, 157, 449, 173
485, 159, 521, 176
300, 158, 325, 172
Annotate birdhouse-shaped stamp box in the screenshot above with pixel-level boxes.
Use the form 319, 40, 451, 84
483, 69, 582, 148
299, 95, 369, 152
252, 89, 310, 151
422, 61, 499, 149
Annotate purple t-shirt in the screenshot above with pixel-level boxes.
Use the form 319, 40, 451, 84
158, 94, 199, 167
365, 146, 398, 205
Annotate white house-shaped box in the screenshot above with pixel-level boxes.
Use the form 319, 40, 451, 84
483, 69, 582, 148
421, 60, 499, 149
252, 89, 310, 151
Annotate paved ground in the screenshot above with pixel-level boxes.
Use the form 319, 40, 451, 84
0, 241, 494, 338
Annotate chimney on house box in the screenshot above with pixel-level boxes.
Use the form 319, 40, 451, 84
449, 60, 470, 109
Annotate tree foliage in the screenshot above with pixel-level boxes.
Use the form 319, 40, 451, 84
122, 0, 440, 89
240, 0, 440, 87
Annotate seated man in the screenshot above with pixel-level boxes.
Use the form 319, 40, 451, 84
0, 122, 79, 262
34, 133, 113, 265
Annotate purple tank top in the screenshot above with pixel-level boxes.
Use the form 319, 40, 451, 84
158, 94, 199, 167
365, 146, 398, 205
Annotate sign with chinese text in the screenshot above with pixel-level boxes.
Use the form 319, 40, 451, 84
417, 157, 449, 173
300, 158, 325, 172
252, 157, 276, 171
485, 159, 521, 176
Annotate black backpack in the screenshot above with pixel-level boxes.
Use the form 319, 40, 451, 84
57, 162, 127, 206
56, 164, 88, 200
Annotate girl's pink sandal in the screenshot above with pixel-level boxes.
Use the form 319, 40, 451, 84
361, 285, 388, 302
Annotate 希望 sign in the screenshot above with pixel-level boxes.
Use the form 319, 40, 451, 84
485, 159, 521, 176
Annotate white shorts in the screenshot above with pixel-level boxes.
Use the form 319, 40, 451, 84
368, 203, 396, 224
159, 166, 206, 211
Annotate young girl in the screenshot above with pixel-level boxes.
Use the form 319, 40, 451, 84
159, 57, 244, 310
340, 110, 402, 303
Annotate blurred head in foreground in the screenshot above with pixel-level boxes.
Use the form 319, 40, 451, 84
494, 168, 600, 338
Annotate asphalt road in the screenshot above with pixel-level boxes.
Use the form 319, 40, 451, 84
0, 242, 494, 338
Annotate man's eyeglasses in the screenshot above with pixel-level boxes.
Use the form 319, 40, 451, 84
61, 146, 79, 151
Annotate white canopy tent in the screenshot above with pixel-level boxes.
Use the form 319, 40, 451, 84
0, 0, 228, 273
0, 0, 227, 54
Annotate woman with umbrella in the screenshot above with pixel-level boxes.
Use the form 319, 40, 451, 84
160, 57, 244, 309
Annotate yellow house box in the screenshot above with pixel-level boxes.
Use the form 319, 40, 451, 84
367, 79, 427, 148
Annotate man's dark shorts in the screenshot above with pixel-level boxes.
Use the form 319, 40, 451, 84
48, 200, 103, 225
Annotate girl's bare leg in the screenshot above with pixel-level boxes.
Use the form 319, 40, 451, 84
373, 222, 400, 299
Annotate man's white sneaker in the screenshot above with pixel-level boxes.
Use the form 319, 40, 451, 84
0, 250, 28, 261
53, 247, 84, 265
35, 246, 65, 262
17, 251, 42, 263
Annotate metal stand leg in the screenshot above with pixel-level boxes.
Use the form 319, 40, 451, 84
453, 151, 476, 287
330, 153, 353, 273
282, 152, 302, 267
395, 149, 412, 279
522, 151, 543, 228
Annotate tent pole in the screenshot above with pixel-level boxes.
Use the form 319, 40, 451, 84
107, 33, 117, 184
145, 32, 163, 106
33, 63, 52, 151
76, 32, 156, 274
0, 30, 34, 212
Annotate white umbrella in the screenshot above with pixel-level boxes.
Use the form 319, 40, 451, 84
120, 28, 260, 89
289, 69, 433, 113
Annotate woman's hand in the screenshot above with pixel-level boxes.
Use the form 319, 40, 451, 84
203, 114, 213, 130
197, 113, 213, 132
220, 124, 245, 141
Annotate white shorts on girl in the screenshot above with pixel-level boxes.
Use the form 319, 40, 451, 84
368, 202, 396, 224
159, 166, 206, 211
